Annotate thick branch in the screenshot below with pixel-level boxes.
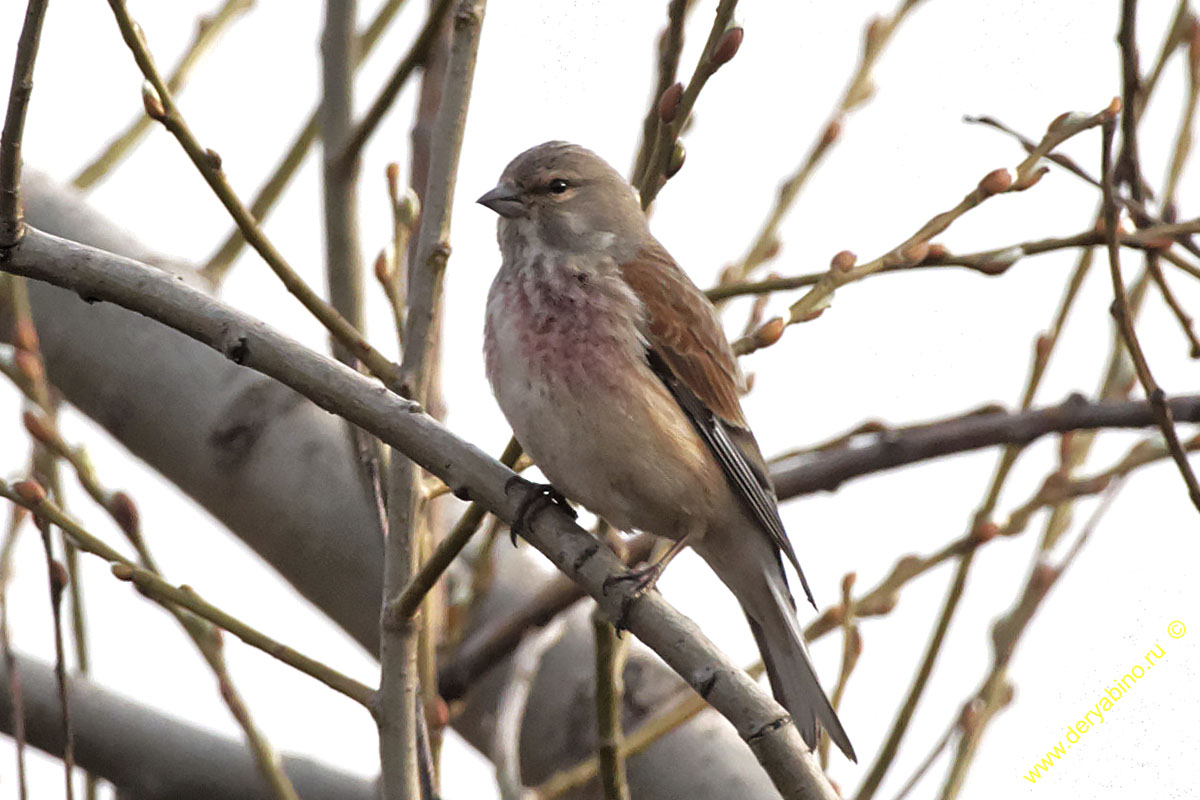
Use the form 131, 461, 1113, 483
2, 226, 837, 799
769, 394, 1200, 500
13, 176, 796, 799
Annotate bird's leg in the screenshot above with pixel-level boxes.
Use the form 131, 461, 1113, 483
602, 533, 692, 630
603, 535, 689, 594
507, 477, 576, 545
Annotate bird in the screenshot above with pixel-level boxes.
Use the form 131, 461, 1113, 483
478, 141, 854, 760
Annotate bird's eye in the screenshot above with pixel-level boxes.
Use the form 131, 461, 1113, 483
547, 178, 570, 194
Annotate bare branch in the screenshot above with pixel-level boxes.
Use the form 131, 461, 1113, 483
770, 393, 1200, 500
72, 0, 253, 190
727, 0, 927, 284
337, 0, 457, 167
200, 0, 416, 283
735, 100, 1122, 355
379, 3, 487, 797
387, 437, 522, 622
592, 610, 631, 800
0, 0, 50, 246
0, 478, 377, 709
320, 0, 365, 366
1101, 113, 1200, 511
104, 0, 403, 387
635, 0, 741, 209
2, 226, 839, 800
936, 481, 1126, 799
630, 0, 694, 182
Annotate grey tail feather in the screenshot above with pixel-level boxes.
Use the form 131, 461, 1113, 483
746, 587, 857, 762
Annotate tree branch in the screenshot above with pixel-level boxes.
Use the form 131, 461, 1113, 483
1100, 113, 1200, 511
0, 0, 50, 247
337, 0, 457, 167
770, 393, 1200, 500
2, 225, 839, 799
320, 0, 365, 366
72, 0, 253, 190
201, 0, 416, 282
103, 0, 403, 388
635, 0, 741, 208
379, 2, 484, 795
734, 100, 1122, 355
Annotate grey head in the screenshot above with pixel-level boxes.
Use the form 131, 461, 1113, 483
477, 141, 648, 258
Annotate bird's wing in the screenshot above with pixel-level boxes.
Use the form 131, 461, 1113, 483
618, 241, 815, 607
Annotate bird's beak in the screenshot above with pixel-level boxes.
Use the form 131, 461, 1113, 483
477, 182, 526, 219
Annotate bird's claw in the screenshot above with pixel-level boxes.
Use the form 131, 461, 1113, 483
601, 562, 664, 631
508, 479, 574, 546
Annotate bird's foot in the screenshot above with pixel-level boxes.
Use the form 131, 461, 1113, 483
601, 560, 667, 631
602, 559, 666, 596
507, 478, 575, 546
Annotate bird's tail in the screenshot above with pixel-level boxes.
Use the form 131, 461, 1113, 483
701, 537, 856, 762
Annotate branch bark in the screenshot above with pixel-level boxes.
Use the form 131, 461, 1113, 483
10, 175, 792, 800
11, 176, 1198, 798
2, 223, 839, 798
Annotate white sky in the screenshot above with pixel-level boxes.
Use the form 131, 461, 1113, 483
1, 0, 1199, 798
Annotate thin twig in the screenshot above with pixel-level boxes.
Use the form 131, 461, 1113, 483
9, 291, 98, 800
1138, 0, 1193, 118
22, 407, 302, 800
108, 561, 376, 707
438, 574, 582, 701
851, 136, 1116, 796
379, 164, 420, 351
1163, 17, 1200, 211
0, 490, 28, 800
635, 0, 740, 209
378, 4, 486, 799
819, 574, 861, 770
0, 0, 51, 247
734, 99, 1122, 356
1101, 114, 1200, 512
936, 480, 1127, 799
104, 0, 402, 388
889, 719, 956, 800
321, 0, 365, 367
726, 0, 927, 284
0, 479, 377, 708
337, 0, 457, 167
72, 0, 253, 190
1148, 258, 1200, 356
707, 221, 1200, 303
200, 0, 414, 283
1150, 21, 1200, 355
592, 609, 631, 800
853, 547, 973, 800
34, 514, 75, 800
1031, 8, 1198, 549
630, 0, 693, 182
388, 437, 522, 623
964, 112, 1200, 261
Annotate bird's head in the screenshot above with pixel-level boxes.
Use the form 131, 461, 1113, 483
477, 141, 645, 256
